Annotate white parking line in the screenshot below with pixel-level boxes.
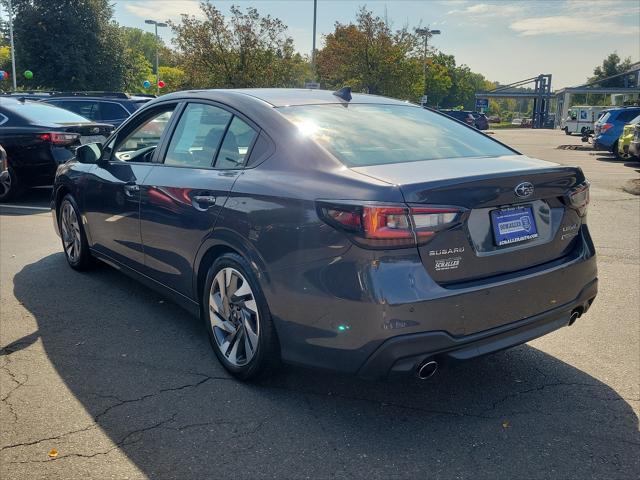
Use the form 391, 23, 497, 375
0, 204, 50, 211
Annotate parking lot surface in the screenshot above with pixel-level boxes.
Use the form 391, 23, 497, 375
1, 129, 639, 479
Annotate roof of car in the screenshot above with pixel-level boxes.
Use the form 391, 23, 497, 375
163, 88, 413, 108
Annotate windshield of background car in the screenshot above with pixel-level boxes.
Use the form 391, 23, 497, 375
4, 101, 91, 124
278, 104, 513, 167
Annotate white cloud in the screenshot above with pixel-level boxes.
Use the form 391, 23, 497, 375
447, 2, 527, 17
510, 15, 638, 36
124, 1, 203, 21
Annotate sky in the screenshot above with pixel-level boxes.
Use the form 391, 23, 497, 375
112, 0, 639, 89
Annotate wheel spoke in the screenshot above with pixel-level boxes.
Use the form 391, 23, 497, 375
242, 311, 258, 354
210, 310, 236, 334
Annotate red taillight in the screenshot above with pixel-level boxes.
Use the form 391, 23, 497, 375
600, 123, 613, 133
318, 202, 462, 249
37, 132, 80, 145
568, 182, 590, 217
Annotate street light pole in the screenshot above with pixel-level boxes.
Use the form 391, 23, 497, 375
8, 0, 17, 91
415, 27, 441, 105
145, 19, 167, 95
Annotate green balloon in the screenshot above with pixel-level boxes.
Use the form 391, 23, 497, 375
24, 70, 33, 79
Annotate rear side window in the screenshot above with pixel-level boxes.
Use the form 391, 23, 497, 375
214, 117, 258, 169
164, 103, 232, 168
617, 110, 640, 122
278, 104, 512, 167
99, 102, 129, 120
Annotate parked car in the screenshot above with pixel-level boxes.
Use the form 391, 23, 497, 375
616, 114, 640, 159
440, 109, 475, 127
593, 106, 640, 157
0, 97, 113, 201
472, 112, 489, 130
521, 118, 533, 128
629, 123, 640, 159
52, 88, 597, 381
487, 115, 501, 123
511, 118, 523, 126
41, 92, 152, 128
561, 106, 609, 136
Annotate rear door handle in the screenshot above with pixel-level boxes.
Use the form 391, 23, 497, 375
123, 182, 140, 196
191, 194, 217, 210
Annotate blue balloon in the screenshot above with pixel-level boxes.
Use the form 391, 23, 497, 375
143, 80, 151, 89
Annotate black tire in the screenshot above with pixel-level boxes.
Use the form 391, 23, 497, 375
564, 127, 571, 135
203, 253, 279, 380
580, 127, 587, 135
59, 194, 94, 270
0, 167, 24, 202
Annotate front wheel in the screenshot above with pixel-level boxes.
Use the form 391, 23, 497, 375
203, 253, 279, 380
59, 195, 94, 270
564, 127, 572, 135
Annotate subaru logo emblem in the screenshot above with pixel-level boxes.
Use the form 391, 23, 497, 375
91, 127, 99, 134
515, 182, 534, 198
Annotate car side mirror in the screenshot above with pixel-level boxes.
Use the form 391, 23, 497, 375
76, 143, 103, 164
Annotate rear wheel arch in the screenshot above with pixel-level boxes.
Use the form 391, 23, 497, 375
196, 244, 239, 307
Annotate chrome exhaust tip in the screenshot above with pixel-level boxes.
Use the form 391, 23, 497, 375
569, 308, 582, 325
416, 360, 438, 380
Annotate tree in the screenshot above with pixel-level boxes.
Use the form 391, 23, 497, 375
171, 3, 308, 89
316, 7, 422, 100
11, 0, 127, 90
589, 53, 633, 87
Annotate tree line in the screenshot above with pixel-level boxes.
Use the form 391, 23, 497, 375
0, 1, 634, 113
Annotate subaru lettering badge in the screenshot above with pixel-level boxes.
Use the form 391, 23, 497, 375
514, 182, 534, 198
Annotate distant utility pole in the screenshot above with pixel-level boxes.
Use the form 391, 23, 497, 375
144, 19, 167, 95
311, 0, 317, 80
8, 0, 17, 91
415, 27, 441, 101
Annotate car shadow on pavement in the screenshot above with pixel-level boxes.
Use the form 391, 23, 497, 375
9, 254, 640, 479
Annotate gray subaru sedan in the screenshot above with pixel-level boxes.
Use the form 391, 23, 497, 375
51, 88, 597, 380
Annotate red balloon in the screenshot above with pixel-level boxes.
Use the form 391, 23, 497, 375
157, 80, 166, 89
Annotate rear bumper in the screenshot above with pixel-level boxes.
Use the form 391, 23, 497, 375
358, 278, 597, 380
267, 228, 597, 377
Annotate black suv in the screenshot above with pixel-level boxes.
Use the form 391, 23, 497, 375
439, 109, 475, 127
40, 92, 153, 128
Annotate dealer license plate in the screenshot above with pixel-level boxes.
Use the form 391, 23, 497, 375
491, 206, 538, 246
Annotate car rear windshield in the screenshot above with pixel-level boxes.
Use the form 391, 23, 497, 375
277, 104, 513, 167
3, 100, 91, 124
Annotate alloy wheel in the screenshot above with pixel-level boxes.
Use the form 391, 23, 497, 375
0, 171, 11, 198
209, 267, 260, 367
60, 201, 82, 263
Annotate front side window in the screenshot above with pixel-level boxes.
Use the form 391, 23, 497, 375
49, 100, 99, 120
278, 104, 513, 167
113, 107, 174, 162
164, 103, 232, 168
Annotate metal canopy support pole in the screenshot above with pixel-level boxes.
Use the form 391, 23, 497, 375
8, 0, 17, 91
311, 0, 317, 80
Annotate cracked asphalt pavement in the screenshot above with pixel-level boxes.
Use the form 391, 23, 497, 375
1, 129, 639, 479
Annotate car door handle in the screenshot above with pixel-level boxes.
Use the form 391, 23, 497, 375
191, 194, 217, 210
123, 182, 140, 196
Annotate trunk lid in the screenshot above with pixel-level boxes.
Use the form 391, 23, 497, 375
352, 155, 586, 286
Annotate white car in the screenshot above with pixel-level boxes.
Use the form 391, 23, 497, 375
511, 118, 523, 126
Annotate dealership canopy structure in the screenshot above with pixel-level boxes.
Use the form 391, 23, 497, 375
476, 64, 640, 128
